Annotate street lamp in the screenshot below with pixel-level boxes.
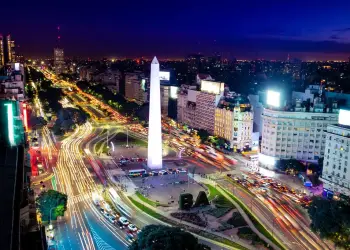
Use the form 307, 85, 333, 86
49, 207, 55, 226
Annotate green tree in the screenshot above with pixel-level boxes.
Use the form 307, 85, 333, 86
197, 129, 210, 143
36, 190, 68, 222
129, 225, 210, 250
308, 197, 350, 248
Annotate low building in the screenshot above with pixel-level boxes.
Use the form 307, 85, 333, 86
321, 124, 350, 198
94, 69, 121, 93
214, 104, 253, 151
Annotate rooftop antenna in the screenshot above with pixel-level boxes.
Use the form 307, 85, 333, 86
56, 26, 61, 48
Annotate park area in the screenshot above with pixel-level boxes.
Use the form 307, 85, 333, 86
130, 171, 271, 249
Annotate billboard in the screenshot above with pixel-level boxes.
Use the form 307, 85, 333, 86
170, 86, 178, 99
200, 80, 224, 95
159, 71, 170, 81
266, 90, 280, 107
339, 109, 350, 126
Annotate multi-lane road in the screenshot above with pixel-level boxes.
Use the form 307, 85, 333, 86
35, 67, 331, 250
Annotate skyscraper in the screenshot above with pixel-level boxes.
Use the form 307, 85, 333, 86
147, 57, 162, 169
0, 34, 16, 66
54, 48, 65, 75
54, 26, 65, 75
0, 35, 4, 66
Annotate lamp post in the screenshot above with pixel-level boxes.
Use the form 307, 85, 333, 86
49, 207, 55, 226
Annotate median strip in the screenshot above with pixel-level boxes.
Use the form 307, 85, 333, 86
128, 196, 249, 250
219, 186, 286, 250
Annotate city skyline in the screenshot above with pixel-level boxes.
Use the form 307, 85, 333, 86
2, 0, 350, 60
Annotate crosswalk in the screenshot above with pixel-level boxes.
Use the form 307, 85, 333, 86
68, 193, 92, 206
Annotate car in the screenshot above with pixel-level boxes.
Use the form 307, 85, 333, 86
126, 233, 135, 242
128, 224, 138, 232
116, 220, 125, 229
159, 170, 168, 175
119, 216, 129, 226
150, 171, 158, 176
100, 208, 105, 214
109, 217, 116, 224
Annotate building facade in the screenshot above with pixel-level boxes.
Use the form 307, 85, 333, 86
0, 34, 16, 66
54, 48, 65, 75
177, 81, 223, 134
214, 105, 253, 150
261, 108, 338, 162
125, 72, 148, 105
321, 124, 350, 198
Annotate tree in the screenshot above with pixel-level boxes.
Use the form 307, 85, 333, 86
197, 129, 210, 143
308, 197, 350, 248
129, 225, 210, 250
36, 190, 68, 222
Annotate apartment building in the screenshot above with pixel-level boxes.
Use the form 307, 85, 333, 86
261, 100, 338, 163
321, 124, 350, 198
214, 104, 253, 150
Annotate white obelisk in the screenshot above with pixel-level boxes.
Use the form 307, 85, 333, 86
147, 56, 162, 169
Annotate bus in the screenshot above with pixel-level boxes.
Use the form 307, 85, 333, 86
298, 173, 313, 187
128, 169, 146, 177
109, 188, 133, 218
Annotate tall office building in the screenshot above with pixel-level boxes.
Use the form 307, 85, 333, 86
125, 72, 148, 105
260, 98, 339, 166
54, 48, 65, 75
6, 35, 15, 63
321, 124, 350, 198
0, 34, 4, 66
147, 57, 162, 169
0, 34, 16, 66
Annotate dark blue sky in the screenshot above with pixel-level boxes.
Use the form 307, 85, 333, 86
2, 0, 350, 60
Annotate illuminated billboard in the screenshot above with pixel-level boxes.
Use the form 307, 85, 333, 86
339, 109, 350, 126
200, 80, 224, 95
170, 86, 178, 99
266, 90, 280, 107
141, 79, 146, 91
159, 71, 170, 81
14, 63, 20, 71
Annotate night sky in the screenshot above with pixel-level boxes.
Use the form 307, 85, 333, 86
2, 0, 350, 60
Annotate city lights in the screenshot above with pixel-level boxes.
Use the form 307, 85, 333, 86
338, 109, 350, 126
266, 90, 280, 107
200, 80, 224, 95
4, 103, 15, 146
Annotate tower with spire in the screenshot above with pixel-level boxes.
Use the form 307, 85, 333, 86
147, 56, 163, 169
53, 26, 65, 75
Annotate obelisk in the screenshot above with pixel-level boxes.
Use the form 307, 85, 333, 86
147, 56, 162, 169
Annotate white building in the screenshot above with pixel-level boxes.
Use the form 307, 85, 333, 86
261, 106, 338, 164
321, 124, 350, 197
214, 105, 253, 150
